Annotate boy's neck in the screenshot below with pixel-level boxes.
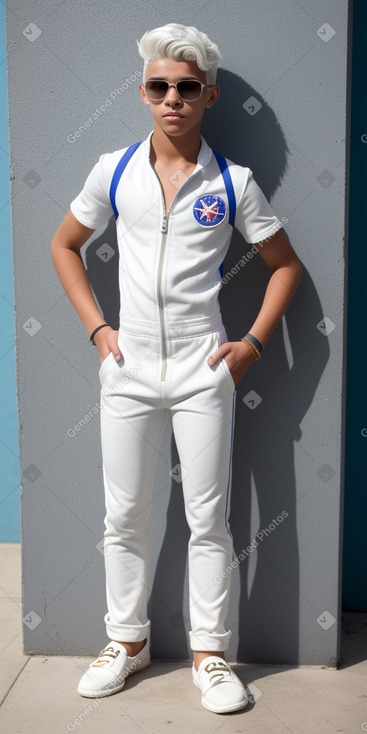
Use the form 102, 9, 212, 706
150, 125, 202, 165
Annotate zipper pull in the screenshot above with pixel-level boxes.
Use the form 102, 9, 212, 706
161, 214, 168, 234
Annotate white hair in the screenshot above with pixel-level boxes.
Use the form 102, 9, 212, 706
137, 23, 222, 85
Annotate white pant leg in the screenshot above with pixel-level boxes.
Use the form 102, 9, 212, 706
169, 328, 236, 652
99, 336, 168, 642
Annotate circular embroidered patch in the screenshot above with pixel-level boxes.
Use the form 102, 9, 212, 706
192, 194, 227, 227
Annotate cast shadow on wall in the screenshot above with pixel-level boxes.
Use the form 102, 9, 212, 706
85, 70, 330, 665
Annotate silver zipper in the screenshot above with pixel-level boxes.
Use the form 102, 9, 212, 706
157, 211, 169, 380
150, 164, 190, 381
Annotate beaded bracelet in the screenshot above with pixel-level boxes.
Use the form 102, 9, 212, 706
241, 336, 262, 361
243, 332, 263, 355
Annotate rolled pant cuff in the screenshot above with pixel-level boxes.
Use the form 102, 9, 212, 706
189, 629, 232, 651
104, 613, 150, 642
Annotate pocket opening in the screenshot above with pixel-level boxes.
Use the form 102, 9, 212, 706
98, 351, 113, 377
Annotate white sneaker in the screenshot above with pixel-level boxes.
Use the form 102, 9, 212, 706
77, 640, 150, 698
192, 656, 248, 713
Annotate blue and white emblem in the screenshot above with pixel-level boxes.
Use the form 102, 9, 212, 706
193, 194, 227, 227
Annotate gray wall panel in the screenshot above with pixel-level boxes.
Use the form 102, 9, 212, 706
7, 0, 349, 664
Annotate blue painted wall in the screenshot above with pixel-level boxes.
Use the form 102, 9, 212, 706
0, 3, 20, 542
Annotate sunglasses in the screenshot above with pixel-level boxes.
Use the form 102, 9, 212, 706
144, 79, 212, 102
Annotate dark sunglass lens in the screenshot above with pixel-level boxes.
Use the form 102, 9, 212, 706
146, 81, 168, 98
177, 80, 202, 100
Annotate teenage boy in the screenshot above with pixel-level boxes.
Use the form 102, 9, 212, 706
51, 23, 302, 714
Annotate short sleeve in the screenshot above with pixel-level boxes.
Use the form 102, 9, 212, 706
70, 154, 113, 230
234, 169, 283, 244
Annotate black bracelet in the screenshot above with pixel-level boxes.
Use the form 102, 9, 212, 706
90, 323, 110, 345
244, 332, 263, 354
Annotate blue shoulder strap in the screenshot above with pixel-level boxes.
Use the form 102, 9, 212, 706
212, 150, 236, 227
109, 141, 142, 219
213, 150, 236, 280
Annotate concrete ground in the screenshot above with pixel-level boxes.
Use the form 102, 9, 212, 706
0, 544, 366, 734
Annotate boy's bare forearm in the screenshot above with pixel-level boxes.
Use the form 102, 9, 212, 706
51, 241, 105, 336
248, 259, 302, 347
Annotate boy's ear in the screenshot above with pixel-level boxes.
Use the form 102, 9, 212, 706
206, 85, 220, 108
139, 83, 150, 105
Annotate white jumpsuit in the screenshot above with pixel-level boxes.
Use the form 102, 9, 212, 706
70, 131, 283, 651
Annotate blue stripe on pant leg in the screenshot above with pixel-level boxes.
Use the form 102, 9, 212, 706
224, 389, 237, 541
